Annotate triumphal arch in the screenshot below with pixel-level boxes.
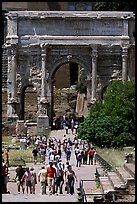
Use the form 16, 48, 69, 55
5, 11, 135, 132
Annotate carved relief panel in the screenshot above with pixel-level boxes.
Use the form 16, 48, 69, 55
17, 51, 42, 96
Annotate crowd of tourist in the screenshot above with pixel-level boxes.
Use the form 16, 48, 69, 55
2, 127, 97, 196
13, 134, 96, 195
53, 114, 85, 132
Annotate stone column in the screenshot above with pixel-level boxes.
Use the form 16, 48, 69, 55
121, 45, 129, 81
7, 44, 19, 122
91, 45, 98, 103
37, 44, 50, 133
6, 13, 18, 44
86, 72, 92, 106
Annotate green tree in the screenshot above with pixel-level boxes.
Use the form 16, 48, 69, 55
78, 80, 135, 148
94, 2, 135, 13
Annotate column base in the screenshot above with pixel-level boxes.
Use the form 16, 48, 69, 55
90, 98, 96, 104
7, 115, 19, 124
37, 115, 50, 133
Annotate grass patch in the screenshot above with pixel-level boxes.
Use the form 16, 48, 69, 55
7, 149, 42, 167
8, 149, 33, 166
96, 146, 135, 169
2, 136, 12, 145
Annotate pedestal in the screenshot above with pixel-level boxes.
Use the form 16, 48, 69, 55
37, 115, 50, 133
7, 115, 19, 124
16, 120, 27, 137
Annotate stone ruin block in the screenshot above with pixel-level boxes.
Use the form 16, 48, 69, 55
16, 120, 27, 137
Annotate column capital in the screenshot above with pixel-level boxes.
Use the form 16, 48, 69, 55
89, 44, 98, 59
6, 44, 17, 52
121, 45, 129, 58
87, 73, 92, 83
89, 44, 99, 49
40, 43, 49, 49
40, 97, 49, 104
91, 50, 98, 60
120, 44, 130, 51
8, 12, 18, 20
41, 43, 49, 57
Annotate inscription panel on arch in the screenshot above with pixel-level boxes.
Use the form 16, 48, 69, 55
18, 18, 123, 36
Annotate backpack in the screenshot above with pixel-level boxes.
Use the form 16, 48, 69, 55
77, 153, 82, 161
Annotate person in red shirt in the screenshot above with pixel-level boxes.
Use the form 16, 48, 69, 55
4, 149, 9, 168
88, 147, 95, 165
46, 161, 56, 195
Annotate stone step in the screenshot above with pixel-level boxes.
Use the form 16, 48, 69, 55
99, 176, 115, 195
123, 163, 135, 178
115, 167, 135, 186
107, 171, 126, 191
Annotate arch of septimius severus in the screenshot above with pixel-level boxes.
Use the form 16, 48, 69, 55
4, 10, 135, 132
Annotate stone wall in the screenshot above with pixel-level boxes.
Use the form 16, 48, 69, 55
2, 90, 7, 122
2, 2, 93, 11
2, 46, 8, 89
3, 11, 135, 126
54, 64, 70, 88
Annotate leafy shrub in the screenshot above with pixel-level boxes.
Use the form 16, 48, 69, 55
75, 71, 87, 93
78, 80, 135, 148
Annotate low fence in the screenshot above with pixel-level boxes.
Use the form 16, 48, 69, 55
95, 153, 112, 170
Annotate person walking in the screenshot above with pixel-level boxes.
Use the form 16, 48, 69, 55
74, 146, 80, 160
93, 147, 97, 165
64, 161, 70, 194
65, 125, 69, 134
21, 167, 32, 194
76, 152, 82, 167
83, 148, 88, 164
46, 161, 56, 195
15, 165, 25, 194
58, 163, 65, 194
88, 147, 95, 165
70, 118, 75, 134
32, 147, 38, 164
37, 166, 47, 195
39, 147, 46, 164
2, 159, 10, 194
49, 152, 55, 163
65, 165, 78, 195
30, 167, 37, 194
65, 147, 71, 162
4, 148, 9, 169
53, 160, 62, 195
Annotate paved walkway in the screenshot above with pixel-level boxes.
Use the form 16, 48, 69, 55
2, 129, 102, 202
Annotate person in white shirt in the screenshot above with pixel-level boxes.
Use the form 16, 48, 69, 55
49, 152, 54, 163
37, 166, 47, 195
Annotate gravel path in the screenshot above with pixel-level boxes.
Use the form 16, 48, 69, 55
2, 129, 101, 202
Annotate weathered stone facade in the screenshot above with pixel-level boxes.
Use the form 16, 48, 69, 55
4, 11, 135, 132
2, 2, 93, 11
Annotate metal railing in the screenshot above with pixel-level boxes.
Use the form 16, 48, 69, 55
96, 153, 112, 170
78, 179, 135, 202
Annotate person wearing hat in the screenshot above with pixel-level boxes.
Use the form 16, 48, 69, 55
46, 161, 56, 195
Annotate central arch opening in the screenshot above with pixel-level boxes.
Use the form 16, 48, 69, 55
51, 61, 86, 129
54, 62, 78, 88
